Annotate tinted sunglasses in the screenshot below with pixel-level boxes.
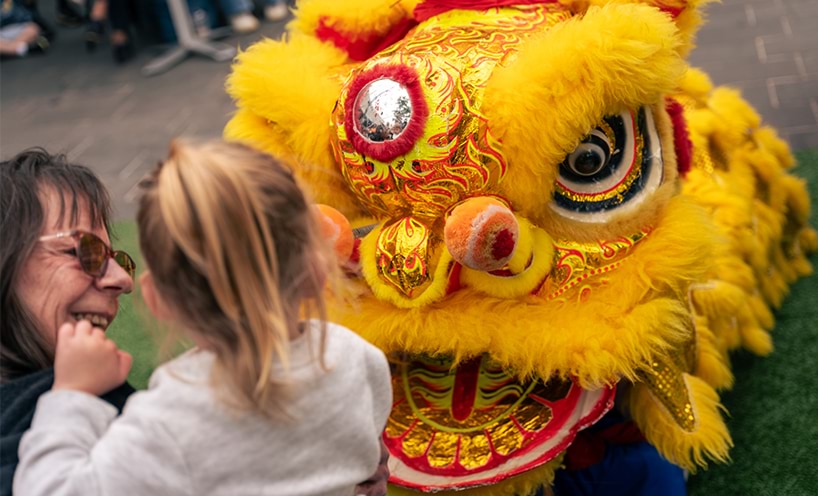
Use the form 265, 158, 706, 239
39, 230, 136, 283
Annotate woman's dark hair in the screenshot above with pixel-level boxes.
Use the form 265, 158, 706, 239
0, 148, 112, 381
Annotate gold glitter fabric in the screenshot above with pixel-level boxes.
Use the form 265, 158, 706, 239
376, 217, 436, 296
385, 354, 610, 476
637, 349, 697, 432
538, 230, 651, 303
331, 5, 571, 299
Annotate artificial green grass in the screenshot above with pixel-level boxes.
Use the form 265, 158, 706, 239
106, 151, 818, 494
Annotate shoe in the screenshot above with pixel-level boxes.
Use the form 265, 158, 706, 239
112, 42, 135, 64
28, 36, 50, 55
230, 13, 260, 34
264, 3, 288, 21
85, 20, 105, 52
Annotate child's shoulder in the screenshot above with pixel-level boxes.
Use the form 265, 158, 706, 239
318, 321, 379, 352
302, 320, 387, 366
132, 350, 213, 409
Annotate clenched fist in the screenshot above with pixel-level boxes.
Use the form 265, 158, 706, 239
53, 320, 133, 396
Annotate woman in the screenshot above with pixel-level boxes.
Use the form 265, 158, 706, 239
0, 148, 136, 494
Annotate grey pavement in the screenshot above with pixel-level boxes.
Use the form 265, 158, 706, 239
690, 0, 818, 152
1, 0, 817, 221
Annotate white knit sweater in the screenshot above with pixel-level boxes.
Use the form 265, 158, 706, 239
14, 322, 392, 496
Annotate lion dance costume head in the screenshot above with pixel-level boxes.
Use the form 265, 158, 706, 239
225, 0, 816, 493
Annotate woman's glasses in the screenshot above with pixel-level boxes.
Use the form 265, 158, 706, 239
39, 230, 136, 282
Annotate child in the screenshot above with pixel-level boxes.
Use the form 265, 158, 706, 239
14, 140, 393, 495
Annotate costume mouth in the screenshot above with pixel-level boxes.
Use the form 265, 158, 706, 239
71, 312, 112, 329
384, 354, 615, 491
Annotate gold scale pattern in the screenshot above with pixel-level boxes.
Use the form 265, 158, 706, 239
385, 354, 573, 472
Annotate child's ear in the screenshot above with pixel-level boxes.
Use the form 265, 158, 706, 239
306, 248, 329, 294
139, 271, 174, 321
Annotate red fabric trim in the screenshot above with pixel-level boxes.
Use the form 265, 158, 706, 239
344, 64, 429, 163
349, 238, 362, 265
563, 421, 646, 471
665, 98, 693, 177
563, 430, 606, 471
446, 262, 463, 294
658, 5, 685, 18
316, 16, 417, 62
598, 420, 645, 445
414, 0, 557, 23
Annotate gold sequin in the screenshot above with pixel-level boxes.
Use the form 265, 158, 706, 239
637, 354, 696, 432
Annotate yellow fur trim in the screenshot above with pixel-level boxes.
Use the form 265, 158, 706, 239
333, 288, 691, 388
461, 221, 555, 299
484, 3, 684, 224
289, 0, 415, 40
224, 107, 294, 159
676, 71, 816, 354
629, 374, 732, 472
358, 224, 454, 309
733, 298, 773, 354
579, 0, 713, 56
224, 36, 364, 217
781, 174, 812, 226
790, 250, 815, 278
388, 454, 561, 496
753, 126, 795, 169
676, 66, 714, 106
689, 280, 744, 318
748, 294, 775, 330
507, 216, 536, 275
800, 228, 818, 253
692, 315, 734, 390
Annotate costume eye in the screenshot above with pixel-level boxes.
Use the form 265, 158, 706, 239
343, 65, 429, 163
550, 107, 664, 221
353, 79, 413, 143
564, 130, 611, 177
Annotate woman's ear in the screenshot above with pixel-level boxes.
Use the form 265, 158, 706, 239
139, 271, 175, 321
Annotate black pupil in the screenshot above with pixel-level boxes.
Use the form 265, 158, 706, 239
573, 150, 603, 175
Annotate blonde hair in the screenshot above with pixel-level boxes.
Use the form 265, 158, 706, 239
137, 139, 332, 416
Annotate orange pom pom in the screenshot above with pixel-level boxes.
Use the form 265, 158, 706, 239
316, 204, 355, 262
444, 197, 519, 272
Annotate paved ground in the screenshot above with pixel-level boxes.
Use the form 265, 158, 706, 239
691, 0, 818, 151
1, 0, 816, 221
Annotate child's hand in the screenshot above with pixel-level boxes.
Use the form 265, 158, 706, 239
53, 320, 133, 396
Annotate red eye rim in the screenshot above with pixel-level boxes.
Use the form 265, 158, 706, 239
343, 64, 429, 163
